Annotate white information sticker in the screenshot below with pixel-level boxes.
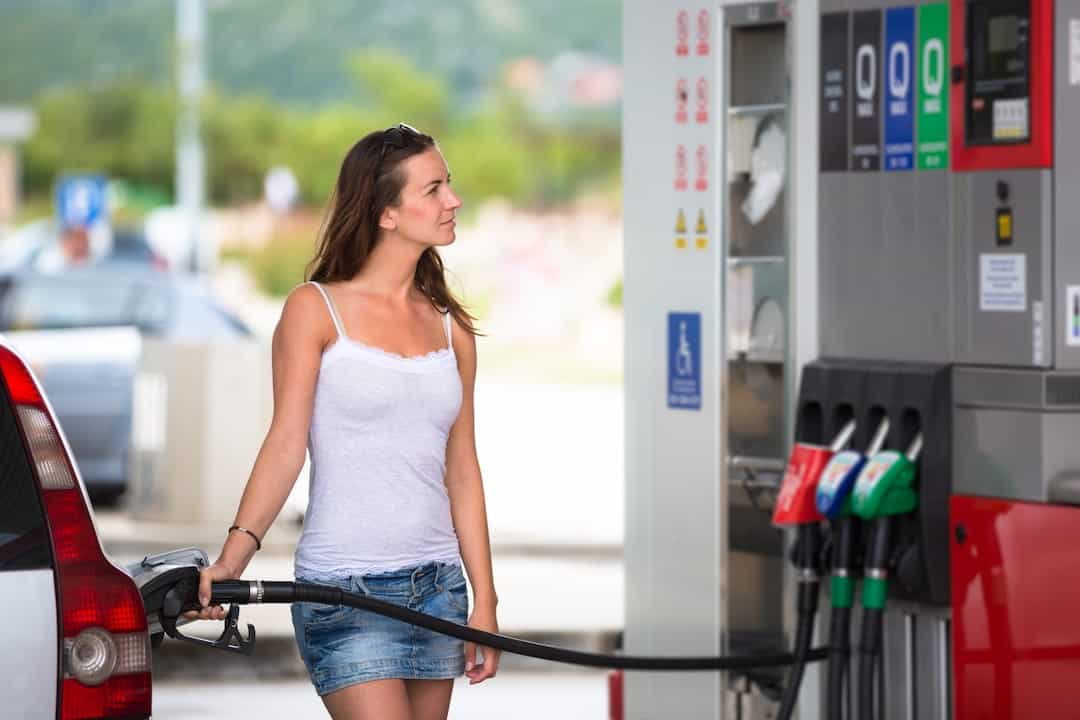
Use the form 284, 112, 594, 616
993, 98, 1029, 140
1067, 286, 1080, 346
1071, 20, 1080, 86
980, 254, 1026, 312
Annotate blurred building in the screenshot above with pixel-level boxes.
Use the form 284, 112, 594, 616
0, 106, 36, 229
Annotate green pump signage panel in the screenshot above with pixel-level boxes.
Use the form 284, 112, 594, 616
916, 3, 949, 169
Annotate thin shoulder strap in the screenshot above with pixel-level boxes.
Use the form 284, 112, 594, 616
307, 281, 348, 340
443, 310, 454, 352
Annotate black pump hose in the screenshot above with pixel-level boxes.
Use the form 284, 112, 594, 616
776, 525, 822, 720
827, 605, 851, 720
858, 517, 893, 720
858, 608, 884, 719
172, 577, 831, 671
826, 516, 856, 720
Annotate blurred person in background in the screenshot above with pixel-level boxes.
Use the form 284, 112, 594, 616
59, 224, 90, 265
33, 223, 97, 273
191, 122, 500, 720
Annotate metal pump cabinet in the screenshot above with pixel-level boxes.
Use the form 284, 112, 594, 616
624, 0, 1080, 717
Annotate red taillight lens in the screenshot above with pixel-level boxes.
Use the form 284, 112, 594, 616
0, 346, 152, 719
61, 673, 153, 720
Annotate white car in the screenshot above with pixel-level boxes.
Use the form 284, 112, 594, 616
0, 339, 154, 718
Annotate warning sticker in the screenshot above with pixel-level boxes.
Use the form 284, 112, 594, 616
676, 78, 688, 124
696, 9, 711, 56
676, 10, 689, 57
675, 145, 688, 191
695, 77, 709, 123
980, 254, 1026, 312
694, 144, 708, 191
675, 209, 687, 249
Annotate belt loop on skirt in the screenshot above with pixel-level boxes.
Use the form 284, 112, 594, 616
355, 575, 370, 596
411, 565, 423, 597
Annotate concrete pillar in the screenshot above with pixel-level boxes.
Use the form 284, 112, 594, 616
0, 145, 17, 227
128, 338, 274, 529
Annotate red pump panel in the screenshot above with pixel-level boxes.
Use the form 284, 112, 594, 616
950, 0, 1053, 170
951, 495, 1080, 720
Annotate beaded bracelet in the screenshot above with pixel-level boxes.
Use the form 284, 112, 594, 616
228, 525, 262, 552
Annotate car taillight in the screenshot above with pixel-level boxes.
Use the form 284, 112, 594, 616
0, 346, 151, 719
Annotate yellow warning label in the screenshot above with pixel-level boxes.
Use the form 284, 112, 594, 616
675, 209, 687, 234
695, 236, 708, 249
696, 209, 707, 234
675, 237, 688, 249
997, 210, 1012, 243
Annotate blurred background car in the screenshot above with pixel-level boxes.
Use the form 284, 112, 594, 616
0, 263, 252, 504
0, 217, 169, 273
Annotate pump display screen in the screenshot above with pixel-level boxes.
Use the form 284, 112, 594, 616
966, 0, 1031, 145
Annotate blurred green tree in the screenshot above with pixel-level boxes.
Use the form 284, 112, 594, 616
19, 50, 620, 212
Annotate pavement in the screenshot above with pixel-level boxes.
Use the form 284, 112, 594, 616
152, 673, 611, 719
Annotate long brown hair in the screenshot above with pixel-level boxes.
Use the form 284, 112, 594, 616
306, 126, 479, 335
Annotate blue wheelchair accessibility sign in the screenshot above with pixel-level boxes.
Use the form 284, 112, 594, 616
667, 312, 701, 410
55, 175, 108, 230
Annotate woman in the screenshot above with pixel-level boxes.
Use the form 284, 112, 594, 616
192, 123, 501, 719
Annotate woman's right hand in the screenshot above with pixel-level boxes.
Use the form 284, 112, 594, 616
182, 562, 239, 621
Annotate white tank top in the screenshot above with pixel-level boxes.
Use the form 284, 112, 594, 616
294, 282, 463, 578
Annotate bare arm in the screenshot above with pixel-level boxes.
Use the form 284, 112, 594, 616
195, 285, 328, 609
445, 320, 497, 611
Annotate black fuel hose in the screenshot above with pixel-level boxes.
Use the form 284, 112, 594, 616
858, 516, 893, 720
179, 578, 831, 671
776, 525, 821, 720
858, 608, 884, 719
827, 605, 851, 720
827, 516, 856, 720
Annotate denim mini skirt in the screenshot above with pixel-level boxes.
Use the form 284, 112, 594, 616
291, 561, 468, 696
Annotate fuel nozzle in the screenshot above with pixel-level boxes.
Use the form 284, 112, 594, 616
773, 420, 856, 527
816, 418, 889, 520
851, 431, 922, 521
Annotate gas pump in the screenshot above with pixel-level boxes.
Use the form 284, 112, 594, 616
815, 417, 890, 720
621, 0, 1080, 716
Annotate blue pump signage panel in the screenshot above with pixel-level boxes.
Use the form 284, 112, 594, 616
55, 175, 107, 230
667, 312, 701, 410
883, 7, 915, 170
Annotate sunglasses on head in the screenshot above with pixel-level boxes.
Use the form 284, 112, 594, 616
379, 122, 423, 163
